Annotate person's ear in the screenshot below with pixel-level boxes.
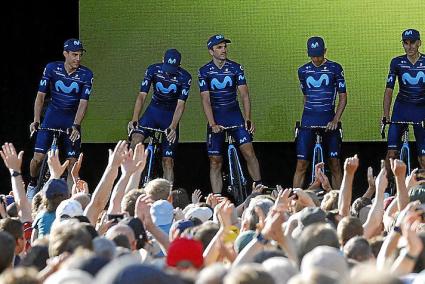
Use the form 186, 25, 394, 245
208, 49, 214, 56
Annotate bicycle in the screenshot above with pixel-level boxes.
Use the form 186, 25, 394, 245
295, 121, 343, 184
219, 124, 248, 205
129, 126, 169, 187
30, 127, 69, 195
380, 118, 425, 175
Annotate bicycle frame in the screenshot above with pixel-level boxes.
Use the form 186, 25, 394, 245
226, 133, 247, 191
311, 133, 324, 184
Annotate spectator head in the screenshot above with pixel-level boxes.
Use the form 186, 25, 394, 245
93, 237, 116, 260
223, 263, 274, 284
166, 238, 204, 270
195, 263, 228, 284
351, 197, 372, 219
63, 249, 109, 277
19, 244, 49, 271
0, 231, 15, 273
120, 217, 148, 249
262, 257, 298, 284
56, 199, 84, 220
44, 269, 93, 284
288, 269, 341, 284
171, 188, 190, 209
409, 184, 425, 203
193, 222, 220, 251
144, 178, 172, 201
42, 179, 69, 213
31, 192, 43, 218
121, 189, 143, 216
297, 223, 339, 262
6, 202, 18, 218
253, 249, 286, 263
242, 198, 274, 230
343, 236, 373, 263
350, 264, 403, 284
49, 219, 92, 257
185, 206, 213, 222
299, 207, 326, 227
151, 200, 174, 234
301, 246, 349, 280
337, 216, 364, 247
0, 267, 39, 284
321, 190, 339, 211
72, 192, 91, 210
105, 224, 136, 251
96, 256, 179, 284
0, 218, 25, 254
234, 230, 256, 254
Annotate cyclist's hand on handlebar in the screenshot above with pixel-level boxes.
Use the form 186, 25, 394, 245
326, 119, 338, 131
211, 124, 224, 133
128, 121, 138, 135
30, 121, 39, 137
245, 120, 255, 134
69, 125, 81, 142
166, 127, 177, 143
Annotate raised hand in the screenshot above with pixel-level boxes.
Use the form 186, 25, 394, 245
344, 154, 359, 176
390, 158, 407, 178
261, 210, 285, 244
0, 143, 23, 172
367, 166, 376, 189
375, 165, 388, 194
273, 186, 295, 213
121, 147, 146, 176
135, 194, 154, 230
293, 188, 315, 207
192, 189, 203, 204
71, 153, 84, 184
47, 149, 69, 179
108, 140, 128, 168
317, 170, 332, 192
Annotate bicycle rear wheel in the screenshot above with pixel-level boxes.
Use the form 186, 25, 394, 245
229, 148, 246, 205
400, 145, 410, 174
36, 155, 50, 194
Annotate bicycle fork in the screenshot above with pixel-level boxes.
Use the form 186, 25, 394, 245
311, 134, 324, 184
400, 130, 411, 175
143, 142, 156, 185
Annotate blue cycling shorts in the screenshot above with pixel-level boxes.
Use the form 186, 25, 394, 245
206, 105, 252, 156
388, 100, 425, 155
137, 102, 178, 158
34, 107, 80, 158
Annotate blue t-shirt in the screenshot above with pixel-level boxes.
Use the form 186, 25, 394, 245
38, 62, 94, 111
298, 59, 346, 113
386, 54, 425, 104
198, 59, 247, 110
140, 64, 192, 109
32, 211, 56, 237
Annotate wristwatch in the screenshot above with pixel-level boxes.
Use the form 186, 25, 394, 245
10, 170, 21, 177
393, 226, 402, 235
256, 232, 270, 245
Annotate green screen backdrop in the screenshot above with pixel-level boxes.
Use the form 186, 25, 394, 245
80, 0, 425, 142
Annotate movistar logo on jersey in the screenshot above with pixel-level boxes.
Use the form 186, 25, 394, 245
40, 79, 47, 86
182, 89, 189, 97
55, 80, 79, 94
199, 80, 206, 87
211, 76, 232, 90
311, 42, 319, 48
402, 71, 425, 85
155, 82, 177, 94
239, 137, 247, 144
306, 74, 329, 88
85, 89, 91, 95
142, 80, 149, 86
387, 77, 393, 83
238, 75, 245, 81
330, 152, 338, 157
167, 58, 176, 64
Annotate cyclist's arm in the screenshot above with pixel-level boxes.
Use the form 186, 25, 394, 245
200, 91, 217, 127
333, 92, 347, 122
131, 92, 148, 122
383, 88, 394, 119
169, 99, 186, 129
33, 92, 46, 123
73, 99, 88, 125
238, 84, 251, 121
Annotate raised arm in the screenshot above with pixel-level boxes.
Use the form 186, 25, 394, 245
338, 154, 359, 217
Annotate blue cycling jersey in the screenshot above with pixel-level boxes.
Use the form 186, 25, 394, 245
38, 62, 94, 111
198, 59, 246, 110
298, 59, 346, 113
140, 63, 192, 109
386, 54, 425, 104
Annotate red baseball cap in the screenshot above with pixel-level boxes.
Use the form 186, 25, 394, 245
166, 237, 203, 269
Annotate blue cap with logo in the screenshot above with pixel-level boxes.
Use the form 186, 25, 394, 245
207, 34, 231, 49
162, 49, 181, 74
43, 179, 69, 199
64, 38, 86, 52
307, 36, 325, 57
402, 29, 420, 41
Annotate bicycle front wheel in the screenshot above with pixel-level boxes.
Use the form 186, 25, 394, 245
229, 148, 246, 205
36, 155, 50, 193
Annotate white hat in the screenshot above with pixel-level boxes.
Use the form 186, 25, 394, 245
56, 199, 83, 219
185, 206, 213, 222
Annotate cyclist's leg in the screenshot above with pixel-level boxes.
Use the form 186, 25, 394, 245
63, 131, 81, 191
413, 122, 425, 168
293, 128, 313, 188
234, 128, 261, 183
207, 125, 225, 194
386, 122, 404, 177
324, 129, 342, 189
130, 104, 156, 149
29, 127, 52, 198
161, 126, 178, 183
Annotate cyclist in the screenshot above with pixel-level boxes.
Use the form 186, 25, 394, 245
128, 49, 192, 183
198, 34, 261, 194
383, 29, 425, 172
28, 39, 94, 198
293, 36, 348, 189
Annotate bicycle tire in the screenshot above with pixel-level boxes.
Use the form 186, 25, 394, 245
400, 146, 410, 174
140, 148, 154, 187
229, 148, 246, 205
311, 146, 324, 184
35, 155, 50, 194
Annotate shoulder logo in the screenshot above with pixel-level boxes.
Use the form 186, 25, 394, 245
238, 75, 245, 81
338, 82, 345, 88
182, 89, 189, 97
199, 80, 206, 87
40, 79, 47, 86
142, 80, 149, 86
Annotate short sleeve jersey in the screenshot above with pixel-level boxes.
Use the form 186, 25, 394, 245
386, 54, 425, 104
198, 59, 246, 110
298, 60, 346, 113
38, 62, 94, 111
140, 64, 192, 108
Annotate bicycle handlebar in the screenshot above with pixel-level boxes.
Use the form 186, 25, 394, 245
380, 119, 425, 139
31, 127, 69, 138
136, 126, 167, 134
221, 124, 245, 131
